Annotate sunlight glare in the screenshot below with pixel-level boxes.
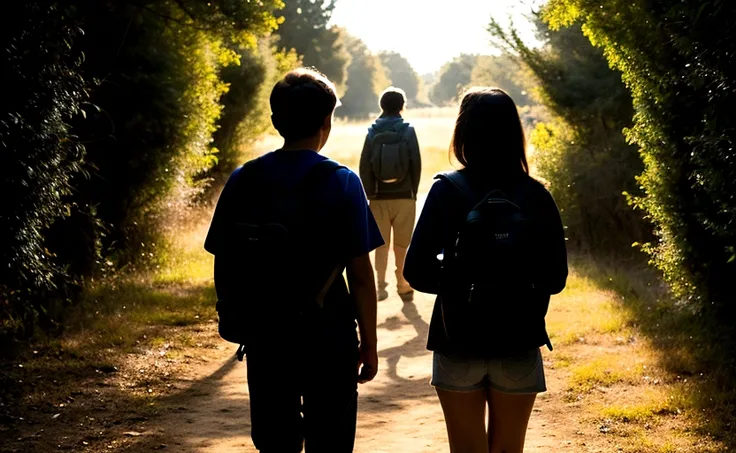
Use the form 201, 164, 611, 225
329, 0, 543, 74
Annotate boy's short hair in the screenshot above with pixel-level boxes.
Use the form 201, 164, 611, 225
379, 87, 407, 116
270, 68, 340, 141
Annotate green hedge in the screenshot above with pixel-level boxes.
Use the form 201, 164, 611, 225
544, 0, 736, 309
0, 3, 88, 337
491, 20, 650, 258
0, 0, 283, 343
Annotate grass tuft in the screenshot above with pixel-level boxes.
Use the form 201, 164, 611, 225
601, 400, 676, 423
569, 356, 631, 393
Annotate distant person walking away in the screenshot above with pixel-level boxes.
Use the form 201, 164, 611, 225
404, 88, 568, 453
360, 87, 421, 302
204, 68, 383, 453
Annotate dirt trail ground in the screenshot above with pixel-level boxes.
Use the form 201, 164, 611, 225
130, 259, 564, 453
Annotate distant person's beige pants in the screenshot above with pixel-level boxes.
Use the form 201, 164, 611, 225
370, 199, 416, 294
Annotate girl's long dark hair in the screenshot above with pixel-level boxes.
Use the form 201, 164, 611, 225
451, 87, 529, 176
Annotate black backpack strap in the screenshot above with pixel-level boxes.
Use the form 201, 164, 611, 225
298, 159, 344, 192
437, 171, 530, 210
401, 125, 414, 142
435, 170, 477, 208
231, 156, 267, 196
233, 157, 342, 198
297, 159, 346, 308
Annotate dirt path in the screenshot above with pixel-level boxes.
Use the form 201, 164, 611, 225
0, 169, 597, 453
128, 275, 570, 453
122, 192, 574, 452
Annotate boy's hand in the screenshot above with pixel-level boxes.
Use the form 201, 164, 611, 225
358, 344, 378, 383
347, 253, 379, 384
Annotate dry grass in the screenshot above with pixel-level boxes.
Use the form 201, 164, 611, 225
0, 198, 222, 451
544, 260, 733, 452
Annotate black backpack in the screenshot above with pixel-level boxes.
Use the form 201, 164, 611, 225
214, 158, 346, 359
436, 171, 539, 354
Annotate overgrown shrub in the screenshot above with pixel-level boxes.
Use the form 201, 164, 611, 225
1, 0, 283, 342
0, 3, 88, 337
66, 4, 234, 268
491, 20, 650, 259
544, 0, 736, 310
206, 39, 300, 188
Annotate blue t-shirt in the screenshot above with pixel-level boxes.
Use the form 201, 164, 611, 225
205, 149, 384, 264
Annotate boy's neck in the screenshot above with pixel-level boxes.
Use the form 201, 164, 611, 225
380, 113, 402, 119
281, 136, 321, 152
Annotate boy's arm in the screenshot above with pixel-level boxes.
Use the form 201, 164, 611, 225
409, 128, 421, 198
340, 170, 383, 383
359, 135, 376, 198
346, 253, 378, 383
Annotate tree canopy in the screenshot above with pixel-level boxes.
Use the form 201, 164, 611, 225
469, 54, 532, 106
338, 33, 390, 119
429, 54, 478, 105
379, 51, 422, 104
275, 0, 351, 94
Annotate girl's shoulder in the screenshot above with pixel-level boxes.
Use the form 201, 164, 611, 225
519, 176, 561, 216
522, 175, 552, 196
429, 170, 468, 200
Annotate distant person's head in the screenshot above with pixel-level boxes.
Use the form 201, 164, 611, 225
270, 68, 340, 150
379, 87, 407, 117
451, 87, 529, 176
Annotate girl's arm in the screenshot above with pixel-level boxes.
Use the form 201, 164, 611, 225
404, 180, 451, 294
537, 188, 568, 295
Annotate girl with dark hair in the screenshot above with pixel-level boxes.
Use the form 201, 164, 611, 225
404, 87, 568, 453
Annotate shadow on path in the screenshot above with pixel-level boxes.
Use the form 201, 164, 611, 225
125, 298, 438, 451
378, 301, 431, 383
128, 349, 251, 451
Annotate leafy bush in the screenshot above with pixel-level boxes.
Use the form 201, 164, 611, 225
0, 3, 88, 337
64, 1, 282, 267
1, 0, 283, 342
206, 39, 300, 188
491, 19, 650, 259
544, 0, 736, 309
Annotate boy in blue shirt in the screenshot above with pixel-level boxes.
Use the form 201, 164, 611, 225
205, 68, 383, 453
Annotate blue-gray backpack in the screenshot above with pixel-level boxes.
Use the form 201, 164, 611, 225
436, 171, 538, 354
369, 126, 413, 183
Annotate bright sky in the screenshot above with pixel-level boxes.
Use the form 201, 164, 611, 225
329, 0, 543, 74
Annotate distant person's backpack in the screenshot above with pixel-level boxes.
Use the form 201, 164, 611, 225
369, 127, 413, 183
214, 158, 345, 359
437, 171, 540, 354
